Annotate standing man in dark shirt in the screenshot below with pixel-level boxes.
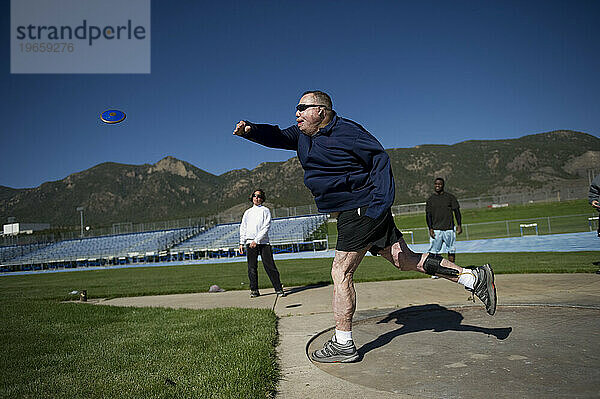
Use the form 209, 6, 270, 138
233, 90, 496, 363
426, 178, 462, 263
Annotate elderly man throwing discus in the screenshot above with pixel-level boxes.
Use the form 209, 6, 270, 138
234, 90, 496, 363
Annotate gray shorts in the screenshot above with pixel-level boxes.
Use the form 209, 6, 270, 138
428, 229, 456, 254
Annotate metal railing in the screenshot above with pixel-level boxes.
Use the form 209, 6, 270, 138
391, 187, 588, 216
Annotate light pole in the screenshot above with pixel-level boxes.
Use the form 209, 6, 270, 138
77, 207, 84, 238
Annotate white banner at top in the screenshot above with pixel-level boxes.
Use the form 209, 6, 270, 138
11, 0, 151, 74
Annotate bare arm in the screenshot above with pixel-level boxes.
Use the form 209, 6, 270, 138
453, 208, 462, 235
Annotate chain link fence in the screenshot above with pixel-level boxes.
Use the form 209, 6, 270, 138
392, 185, 588, 216
1, 184, 591, 248
0, 216, 208, 248
327, 213, 598, 247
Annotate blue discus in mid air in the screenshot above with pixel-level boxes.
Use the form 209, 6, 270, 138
100, 109, 126, 124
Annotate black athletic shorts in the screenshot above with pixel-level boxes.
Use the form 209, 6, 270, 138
336, 206, 403, 256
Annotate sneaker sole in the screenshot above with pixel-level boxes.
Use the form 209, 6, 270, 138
310, 351, 359, 363
483, 264, 497, 315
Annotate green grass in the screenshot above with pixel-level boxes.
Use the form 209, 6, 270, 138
5, 251, 597, 303
0, 263, 283, 399
2, 248, 599, 398
1, 301, 277, 399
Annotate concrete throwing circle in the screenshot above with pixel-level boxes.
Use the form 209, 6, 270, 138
308, 305, 600, 398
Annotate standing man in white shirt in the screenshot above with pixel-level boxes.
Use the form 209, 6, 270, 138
239, 189, 286, 298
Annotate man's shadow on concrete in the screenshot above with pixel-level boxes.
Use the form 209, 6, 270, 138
284, 282, 329, 295
359, 304, 512, 358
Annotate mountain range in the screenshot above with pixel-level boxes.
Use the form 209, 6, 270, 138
1, 130, 598, 228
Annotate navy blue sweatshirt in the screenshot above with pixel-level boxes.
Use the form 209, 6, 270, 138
243, 113, 395, 219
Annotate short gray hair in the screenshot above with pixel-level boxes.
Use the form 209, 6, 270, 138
302, 90, 332, 109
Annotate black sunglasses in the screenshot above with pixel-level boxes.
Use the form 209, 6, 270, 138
296, 104, 329, 112
252, 194, 264, 199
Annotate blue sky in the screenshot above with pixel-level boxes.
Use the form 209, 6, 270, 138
1, 0, 599, 189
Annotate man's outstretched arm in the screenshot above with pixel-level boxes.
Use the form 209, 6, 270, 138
233, 120, 300, 151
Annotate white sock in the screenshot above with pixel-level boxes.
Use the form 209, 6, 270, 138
335, 329, 353, 344
457, 268, 477, 290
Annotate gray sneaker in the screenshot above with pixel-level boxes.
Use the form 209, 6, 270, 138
471, 264, 497, 315
311, 335, 359, 363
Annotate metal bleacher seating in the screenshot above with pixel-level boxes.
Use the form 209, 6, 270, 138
175, 223, 240, 251
1, 214, 328, 271
5, 228, 195, 268
1, 245, 26, 263
270, 215, 326, 244
0, 242, 52, 263
173, 214, 328, 252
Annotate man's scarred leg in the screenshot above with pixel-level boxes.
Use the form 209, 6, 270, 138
311, 248, 366, 363
379, 238, 464, 281
331, 248, 368, 332
379, 238, 496, 315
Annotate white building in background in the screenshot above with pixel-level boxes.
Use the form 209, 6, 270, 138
3, 223, 50, 236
